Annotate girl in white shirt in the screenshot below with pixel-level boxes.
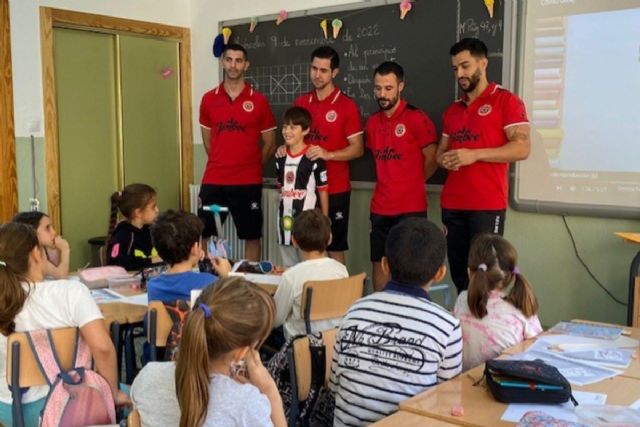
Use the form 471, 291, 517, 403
175, 277, 286, 427
454, 234, 543, 371
0, 222, 129, 426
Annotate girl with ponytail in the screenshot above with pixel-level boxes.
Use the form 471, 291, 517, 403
132, 276, 285, 427
106, 183, 160, 270
0, 223, 129, 426
453, 234, 542, 371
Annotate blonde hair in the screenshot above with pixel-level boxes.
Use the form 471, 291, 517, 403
467, 234, 538, 319
174, 277, 275, 427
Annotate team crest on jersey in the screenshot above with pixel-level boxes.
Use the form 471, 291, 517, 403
286, 170, 295, 184
325, 110, 338, 123
395, 123, 406, 137
242, 101, 254, 112
478, 104, 492, 116
282, 215, 294, 231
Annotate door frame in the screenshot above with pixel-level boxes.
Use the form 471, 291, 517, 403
40, 7, 193, 231
0, 0, 18, 221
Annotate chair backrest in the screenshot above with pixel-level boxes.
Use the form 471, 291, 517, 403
292, 328, 337, 402
6, 327, 78, 388
147, 301, 173, 347
300, 273, 365, 332
128, 408, 141, 427
99, 245, 107, 266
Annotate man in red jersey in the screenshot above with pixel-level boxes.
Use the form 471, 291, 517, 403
366, 61, 438, 291
277, 46, 364, 265
437, 38, 530, 293
198, 44, 277, 261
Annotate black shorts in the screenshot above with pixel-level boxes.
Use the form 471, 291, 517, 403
370, 211, 427, 262
327, 192, 351, 252
198, 184, 263, 240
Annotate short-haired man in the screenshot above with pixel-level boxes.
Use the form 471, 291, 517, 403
198, 43, 277, 261
366, 61, 438, 291
279, 46, 363, 264
437, 38, 530, 293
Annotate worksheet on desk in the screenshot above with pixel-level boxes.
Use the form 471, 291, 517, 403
527, 335, 635, 369
501, 391, 606, 423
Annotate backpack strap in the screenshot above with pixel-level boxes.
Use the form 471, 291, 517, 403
26, 329, 78, 386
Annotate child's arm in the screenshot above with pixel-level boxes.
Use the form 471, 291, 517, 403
45, 237, 70, 279
272, 274, 294, 328
244, 349, 286, 427
80, 319, 131, 406
318, 189, 329, 217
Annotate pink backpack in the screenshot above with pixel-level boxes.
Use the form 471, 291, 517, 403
27, 329, 116, 427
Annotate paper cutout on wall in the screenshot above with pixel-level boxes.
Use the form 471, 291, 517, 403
161, 67, 173, 79
484, 0, 494, 18
212, 34, 225, 58
320, 19, 328, 39
276, 10, 288, 25
222, 27, 232, 44
332, 19, 343, 39
249, 17, 258, 32
400, 0, 412, 20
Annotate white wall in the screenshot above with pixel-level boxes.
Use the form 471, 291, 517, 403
189, 0, 360, 146
9, 0, 191, 137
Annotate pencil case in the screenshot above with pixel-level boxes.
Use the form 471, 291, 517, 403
484, 359, 577, 405
79, 266, 128, 289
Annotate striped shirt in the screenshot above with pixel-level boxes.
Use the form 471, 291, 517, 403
330, 281, 462, 426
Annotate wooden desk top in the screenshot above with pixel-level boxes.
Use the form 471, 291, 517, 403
100, 301, 147, 325
615, 232, 640, 245
371, 411, 461, 426
399, 364, 640, 427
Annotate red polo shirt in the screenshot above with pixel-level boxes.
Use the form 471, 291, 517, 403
294, 87, 362, 194
199, 84, 276, 185
440, 83, 529, 210
366, 100, 437, 215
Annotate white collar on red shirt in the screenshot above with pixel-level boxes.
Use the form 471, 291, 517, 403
307, 86, 341, 104
214, 82, 254, 97
455, 82, 500, 104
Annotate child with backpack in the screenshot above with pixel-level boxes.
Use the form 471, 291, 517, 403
106, 183, 160, 271
0, 222, 129, 426
454, 234, 542, 370
13, 211, 70, 279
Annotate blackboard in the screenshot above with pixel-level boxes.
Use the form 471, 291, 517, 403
223, 0, 506, 185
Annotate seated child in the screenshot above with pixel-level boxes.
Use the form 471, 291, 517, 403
13, 211, 70, 279
147, 210, 217, 302
177, 277, 286, 427
454, 234, 542, 371
106, 183, 160, 271
330, 218, 462, 426
0, 223, 128, 426
276, 106, 329, 267
273, 209, 348, 341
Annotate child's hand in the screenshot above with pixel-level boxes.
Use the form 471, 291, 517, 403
53, 236, 70, 252
212, 257, 232, 277
245, 349, 278, 396
114, 389, 132, 407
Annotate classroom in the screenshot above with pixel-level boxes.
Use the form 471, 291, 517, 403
1, 0, 639, 426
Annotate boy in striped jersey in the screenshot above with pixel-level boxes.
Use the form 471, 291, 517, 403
276, 107, 329, 266
330, 218, 462, 426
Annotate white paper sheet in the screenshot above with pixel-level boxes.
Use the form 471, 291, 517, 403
501, 391, 607, 423
527, 336, 635, 369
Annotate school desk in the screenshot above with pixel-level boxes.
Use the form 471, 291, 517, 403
370, 411, 461, 427
502, 321, 640, 381
615, 232, 640, 327
398, 362, 640, 427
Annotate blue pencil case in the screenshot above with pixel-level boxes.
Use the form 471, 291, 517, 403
485, 359, 577, 405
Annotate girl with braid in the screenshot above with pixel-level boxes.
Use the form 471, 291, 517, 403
454, 234, 542, 370
106, 183, 160, 271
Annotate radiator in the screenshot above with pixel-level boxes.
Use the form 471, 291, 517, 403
189, 184, 281, 263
